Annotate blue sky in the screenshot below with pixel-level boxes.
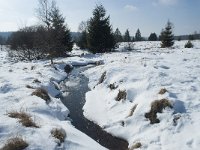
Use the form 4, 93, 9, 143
0, 0, 199, 37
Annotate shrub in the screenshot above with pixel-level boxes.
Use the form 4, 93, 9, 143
51, 128, 66, 145
158, 88, 167, 95
184, 40, 193, 48
64, 64, 73, 73
116, 90, 127, 101
8, 111, 38, 128
145, 99, 173, 124
8, 26, 46, 61
31, 88, 50, 103
1, 137, 28, 150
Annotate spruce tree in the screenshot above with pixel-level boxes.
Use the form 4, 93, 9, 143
37, 0, 73, 63
114, 28, 123, 43
148, 33, 158, 41
124, 29, 131, 42
132, 36, 135, 42
135, 29, 142, 41
87, 5, 115, 53
49, 4, 73, 57
161, 21, 174, 48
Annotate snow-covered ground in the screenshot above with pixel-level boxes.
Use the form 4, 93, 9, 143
1, 40, 200, 150
83, 41, 200, 150
0, 47, 105, 150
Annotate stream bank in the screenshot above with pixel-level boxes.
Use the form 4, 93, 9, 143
60, 66, 128, 150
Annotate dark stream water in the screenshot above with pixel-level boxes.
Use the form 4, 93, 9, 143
60, 66, 128, 150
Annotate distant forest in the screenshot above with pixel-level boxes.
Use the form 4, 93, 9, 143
1, 31, 200, 42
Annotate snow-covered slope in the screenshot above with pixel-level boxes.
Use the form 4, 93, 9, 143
83, 40, 200, 150
0, 47, 105, 150
1, 40, 200, 150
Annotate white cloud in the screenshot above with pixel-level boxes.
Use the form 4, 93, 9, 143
154, 0, 178, 6
124, 5, 138, 11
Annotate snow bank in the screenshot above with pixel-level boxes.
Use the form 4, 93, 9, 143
83, 40, 200, 149
0, 48, 105, 150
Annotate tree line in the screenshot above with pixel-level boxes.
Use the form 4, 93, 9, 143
5, 0, 198, 61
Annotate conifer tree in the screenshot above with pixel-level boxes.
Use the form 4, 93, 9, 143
124, 29, 131, 42
135, 29, 142, 41
160, 21, 174, 48
148, 33, 158, 41
49, 4, 73, 57
114, 28, 123, 43
132, 36, 135, 42
87, 4, 115, 53
37, 0, 73, 63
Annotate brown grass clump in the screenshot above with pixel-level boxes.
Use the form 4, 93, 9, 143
26, 85, 35, 89
1, 137, 28, 150
145, 99, 173, 124
33, 79, 41, 83
51, 128, 66, 145
127, 104, 138, 118
98, 71, 106, 84
31, 88, 50, 103
95, 60, 103, 66
8, 111, 38, 128
31, 66, 35, 70
116, 90, 127, 101
129, 142, 142, 150
158, 88, 168, 95
173, 115, 181, 126
108, 83, 118, 90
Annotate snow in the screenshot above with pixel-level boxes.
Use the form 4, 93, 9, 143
83, 40, 200, 149
1, 40, 200, 150
0, 47, 105, 150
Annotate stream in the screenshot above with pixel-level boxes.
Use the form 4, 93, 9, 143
60, 65, 128, 150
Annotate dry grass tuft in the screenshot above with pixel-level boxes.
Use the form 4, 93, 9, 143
26, 85, 35, 89
145, 99, 173, 124
95, 61, 103, 66
115, 90, 127, 101
173, 115, 181, 126
51, 128, 66, 145
8, 111, 38, 128
31, 66, 35, 70
31, 88, 50, 102
33, 79, 41, 83
158, 88, 168, 95
98, 71, 106, 85
127, 104, 138, 118
108, 83, 118, 90
130, 142, 142, 150
1, 137, 28, 150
